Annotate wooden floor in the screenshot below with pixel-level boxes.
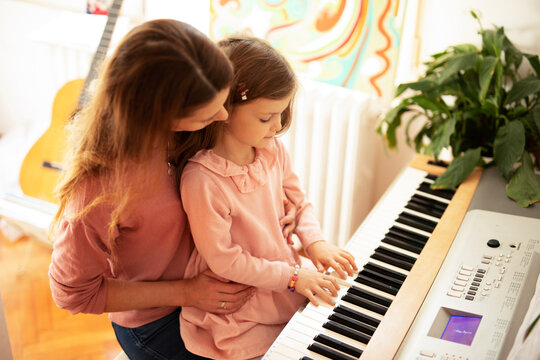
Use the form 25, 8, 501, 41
0, 232, 122, 360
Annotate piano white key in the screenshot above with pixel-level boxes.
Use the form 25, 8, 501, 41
366, 258, 409, 278
378, 243, 419, 260
415, 189, 451, 204
265, 167, 452, 359
391, 222, 433, 238
401, 207, 441, 224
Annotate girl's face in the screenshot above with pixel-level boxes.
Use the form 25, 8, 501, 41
171, 88, 230, 132
226, 94, 292, 149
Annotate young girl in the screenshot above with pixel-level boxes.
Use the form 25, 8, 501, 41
178, 37, 358, 360
47, 20, 301, 360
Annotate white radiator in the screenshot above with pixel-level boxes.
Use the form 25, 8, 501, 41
281, 78, 388, 247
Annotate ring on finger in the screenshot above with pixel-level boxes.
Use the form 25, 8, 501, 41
220, 301, 226, 310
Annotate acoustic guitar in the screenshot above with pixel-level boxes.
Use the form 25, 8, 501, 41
18, 0, 123, 204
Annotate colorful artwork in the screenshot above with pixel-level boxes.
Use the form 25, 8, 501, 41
210, 0, 407, 97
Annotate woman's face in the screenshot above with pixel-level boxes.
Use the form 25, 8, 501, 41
171, 88, 230, 132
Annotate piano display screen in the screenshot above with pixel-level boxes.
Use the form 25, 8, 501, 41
440, 315, 482, 346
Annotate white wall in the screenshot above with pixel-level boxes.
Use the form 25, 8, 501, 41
396, 0, 540, 84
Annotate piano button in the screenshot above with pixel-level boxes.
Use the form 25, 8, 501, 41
467, 291, 476, 296
459, 269, 472, 276
461, 265, 474, 271
471, 281, 480, 286
334, 305, 380, 328
396, 212, 437, 233
477, 268, 487, 274
454, 280, 467, 287
447, 290, 462, 298
469, 286, 478, 291
465, 295, 474, 300
347, 284, 393, 308
313, 333, 363, 358
451, 285, 465, 292
456, 275, 469, 281
307, 342, 357, 360
328, 312, 376, 336
342, 292, 389, 314
364, 262, 406, 284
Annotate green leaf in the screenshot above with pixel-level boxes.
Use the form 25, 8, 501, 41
395, 79, 438, 97
410, 95, 449, 114
503, 36, 523, 70
505, 77, 540, 105
478, 56, 498, 102
438, 52, 477, 84
377, 100, 409, 148
431, 117, 456, 159
481, 28, 505, 57
506, 151, 540, 207
524, 53, 540, 78
432, 148, 481, 189
494, 121, 525, 180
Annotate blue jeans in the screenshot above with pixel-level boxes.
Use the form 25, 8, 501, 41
112, 308, 212, 360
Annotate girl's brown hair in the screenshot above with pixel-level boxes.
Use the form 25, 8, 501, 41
173, 36, 297, 175
52, 19, 233, 252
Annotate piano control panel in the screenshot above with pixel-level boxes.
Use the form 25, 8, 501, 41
395, 209, 540, 360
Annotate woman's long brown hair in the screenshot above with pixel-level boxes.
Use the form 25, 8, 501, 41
51, 19, 233, 253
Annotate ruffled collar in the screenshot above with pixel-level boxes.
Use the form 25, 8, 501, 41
189, 139, 278, 193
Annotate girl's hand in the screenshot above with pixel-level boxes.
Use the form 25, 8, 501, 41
280, 198, 297, 245
306, 241, 358, 279
294, 267, 340, 306
185, 269, 255, 314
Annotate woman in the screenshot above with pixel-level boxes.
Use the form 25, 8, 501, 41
48, 19, 295, 360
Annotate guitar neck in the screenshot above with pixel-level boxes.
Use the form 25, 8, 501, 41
78, 0, 123, 107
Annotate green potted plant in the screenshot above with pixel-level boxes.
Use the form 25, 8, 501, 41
377, 11, 540, 207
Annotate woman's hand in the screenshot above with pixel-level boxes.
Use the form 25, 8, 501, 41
294, 267, 340, 306
306, 241, 357, 279
280, 198, 297, 245
185, 269, 255, 314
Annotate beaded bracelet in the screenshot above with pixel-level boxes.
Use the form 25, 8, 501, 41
288, 264, 300, 292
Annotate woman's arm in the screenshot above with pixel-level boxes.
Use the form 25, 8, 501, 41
105, 270, 254, 314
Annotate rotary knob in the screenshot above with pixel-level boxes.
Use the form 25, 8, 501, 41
487, 239, 500, 248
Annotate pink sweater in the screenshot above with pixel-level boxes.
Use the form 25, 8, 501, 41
48, 156, 193, 328
180, 139, 324, 359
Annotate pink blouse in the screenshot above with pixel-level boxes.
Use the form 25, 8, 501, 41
180, 139, 325, 359
48, 156, 194, 328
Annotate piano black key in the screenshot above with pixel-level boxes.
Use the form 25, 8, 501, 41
382, 234, 424, 254
360, 268, 403, 289
374, 246, 416, 266
410, 193, 448, 213
387, 226, 429, 245
418, 181, 455, 200
313, 333, 363, 358
405, 198, 444, 219
342, 291, 389, 313
354, 273, 399, 296
307, 341, 357, 360
323, 320, 371, 345
329, 312, 376, 336
425, 174, 438, 181
364, 262, 407, 283
301, 357, 315, 360
334, 305, 380, 328
396, 212, 437, 233
348, 283, 393, 307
